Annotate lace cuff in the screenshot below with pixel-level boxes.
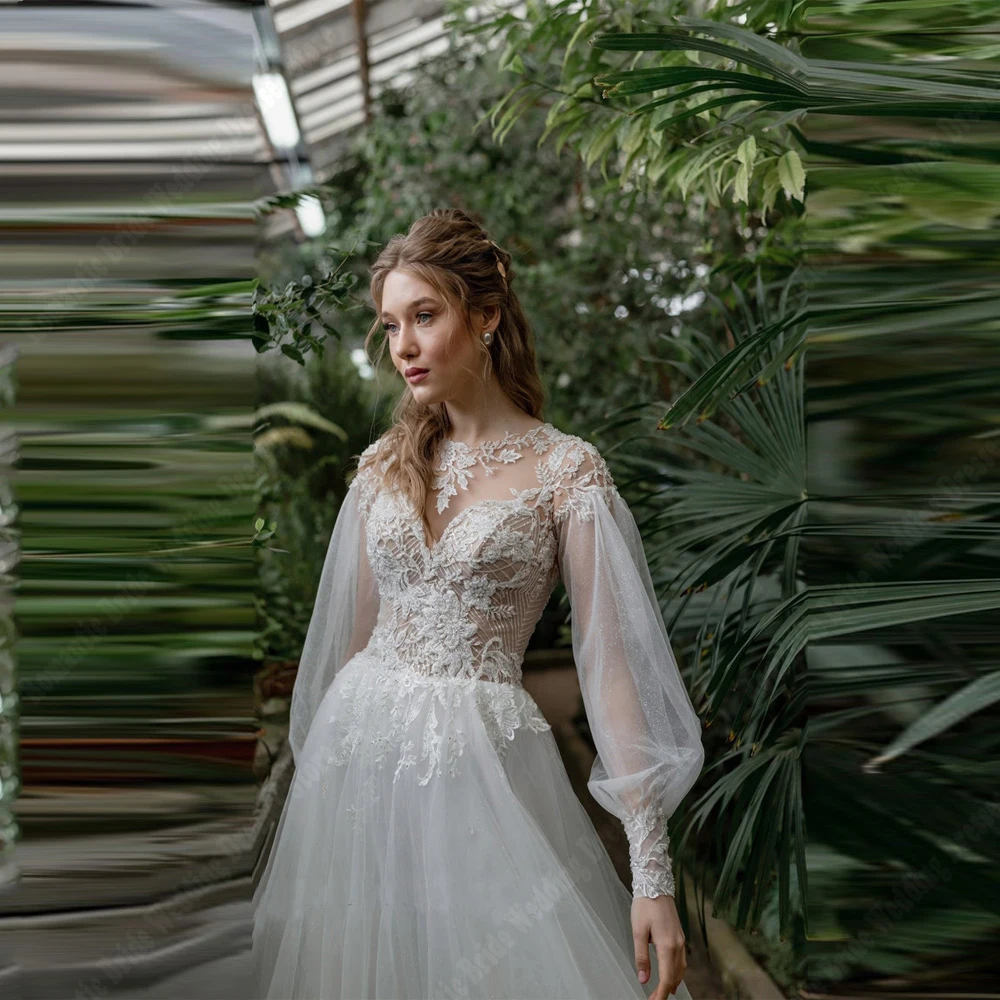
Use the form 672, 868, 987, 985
623, 801, 676, 899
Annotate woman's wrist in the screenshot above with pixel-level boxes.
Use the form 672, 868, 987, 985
631, 866, 676, 899
623, 801, 676, 898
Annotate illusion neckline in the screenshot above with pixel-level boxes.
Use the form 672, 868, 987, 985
440, 421, 555, 454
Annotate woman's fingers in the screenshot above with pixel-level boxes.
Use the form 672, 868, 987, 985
633, 924, 651, 986
655, 934, 687, 997
653, 943, 674, 1000
656, 937, 687, 996
632, 896, 688, 997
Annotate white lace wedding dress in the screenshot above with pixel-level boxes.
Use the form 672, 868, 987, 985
251, 422, 705, 999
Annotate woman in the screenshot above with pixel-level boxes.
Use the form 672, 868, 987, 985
251, 209, 705, 1000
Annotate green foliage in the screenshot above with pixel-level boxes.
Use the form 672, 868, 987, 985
249, 232, 380, 361
450, 2, 809, 212
253, 348, 390, 664
253, 27, 756, 421
452, 1, 1000, 994
253, 0, 1000, 991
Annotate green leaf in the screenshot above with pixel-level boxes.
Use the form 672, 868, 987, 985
583, 116, 623, 169
866, 670, 1000, 771
777, 150, 806, 202
254, 402, 347, 439
734, 162, 750, 204
762, 164, 783, 214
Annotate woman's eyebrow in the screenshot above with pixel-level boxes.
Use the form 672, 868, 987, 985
381, 297, 437, 320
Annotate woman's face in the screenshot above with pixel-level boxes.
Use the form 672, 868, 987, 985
380, 269, 490, 405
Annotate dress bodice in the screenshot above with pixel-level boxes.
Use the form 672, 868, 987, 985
348, 422, 615, 688
289, 419, 704, 901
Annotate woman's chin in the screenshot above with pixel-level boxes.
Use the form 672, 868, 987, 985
409, 383, 441, 401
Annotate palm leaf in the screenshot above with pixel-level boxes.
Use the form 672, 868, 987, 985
865, 671, 1000, 771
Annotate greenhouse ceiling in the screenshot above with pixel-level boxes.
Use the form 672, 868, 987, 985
265, 0, 521, 178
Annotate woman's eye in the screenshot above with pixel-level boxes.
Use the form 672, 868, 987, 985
383, 312, 431, 335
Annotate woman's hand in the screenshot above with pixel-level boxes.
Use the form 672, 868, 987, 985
631, 893, 686, 999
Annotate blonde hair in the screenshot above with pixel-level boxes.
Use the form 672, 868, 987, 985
357, 208, 546, 541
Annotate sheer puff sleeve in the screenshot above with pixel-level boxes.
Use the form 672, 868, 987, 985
553, 439, 705, 899
287, 442, 382, 765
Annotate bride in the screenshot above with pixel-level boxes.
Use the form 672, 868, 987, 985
251, 208, 705, 1000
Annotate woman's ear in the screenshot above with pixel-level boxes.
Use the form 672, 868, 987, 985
483, 304, 501, 331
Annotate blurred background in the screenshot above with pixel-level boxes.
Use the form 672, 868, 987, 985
1, 2, 266, 996
2, 1, 999, 998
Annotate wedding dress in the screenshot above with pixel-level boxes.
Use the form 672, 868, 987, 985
251, 421, 705, 999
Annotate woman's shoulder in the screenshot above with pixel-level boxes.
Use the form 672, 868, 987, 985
356, 437, 384, 470
539, 425, 618, 527
542, 424, 615, 488
347, 436, 390, 506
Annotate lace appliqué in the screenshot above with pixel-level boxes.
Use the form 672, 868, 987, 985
623, 801, 676, 898
433, 424, 556, 514
334, 426, 624, 791
347, 440, 384, 518
323, 653, 551, 788
548, 439, 619, 527
333, 427, 693, 902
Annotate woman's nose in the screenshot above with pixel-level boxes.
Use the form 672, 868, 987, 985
395, 323, 418, 356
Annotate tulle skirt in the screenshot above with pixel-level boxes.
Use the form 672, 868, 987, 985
251, 651, 691, 1000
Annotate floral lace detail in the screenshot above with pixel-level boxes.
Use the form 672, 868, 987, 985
326, 427, 577, 793
338, 425, 676, 895
347, 439, 384, 518
548, 438, 618, 527
349, 428, 618, 531
623, 801, 676, 899
323, 652, 552, 789
433, 423, 558, 514
330, 424, 691, 901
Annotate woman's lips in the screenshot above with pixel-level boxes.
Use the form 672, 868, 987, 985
406, 369, 429, 384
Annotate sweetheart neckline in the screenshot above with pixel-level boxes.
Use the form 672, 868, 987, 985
421, 430, 561, 556
414, 491, 543, 558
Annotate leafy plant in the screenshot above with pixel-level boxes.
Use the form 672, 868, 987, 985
457, 2, 1000, 994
